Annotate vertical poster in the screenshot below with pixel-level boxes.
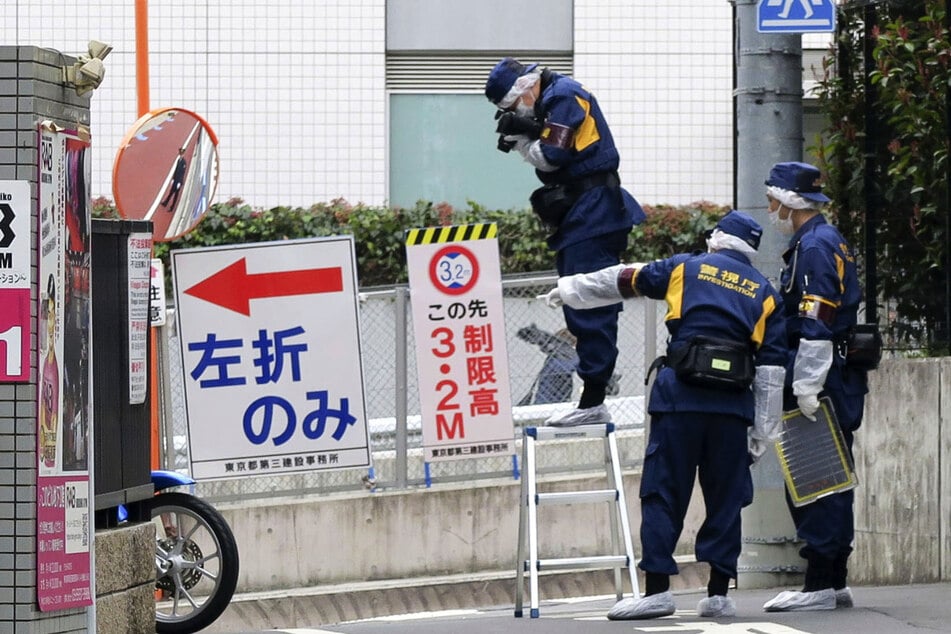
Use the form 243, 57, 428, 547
405, 224, 515, 462
36, 123, 93, 611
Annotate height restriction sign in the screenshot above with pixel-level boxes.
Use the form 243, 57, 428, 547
405, 224, 514, 462
172, 237, 372, 480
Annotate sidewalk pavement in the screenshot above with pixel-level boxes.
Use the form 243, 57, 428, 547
217, 580, 951, 634
204, 562, 708, 632
202, 545, 951, 634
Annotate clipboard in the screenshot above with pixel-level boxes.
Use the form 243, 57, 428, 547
774, 396, 858, 507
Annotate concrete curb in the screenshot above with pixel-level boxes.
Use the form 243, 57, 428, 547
204, 559, 710, 632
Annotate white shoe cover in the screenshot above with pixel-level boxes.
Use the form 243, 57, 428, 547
607, 591, 675, 620
697, 595, 736, 617
763, 588, 836, 612
546, 403, 611, 427
835, 587, 854, 608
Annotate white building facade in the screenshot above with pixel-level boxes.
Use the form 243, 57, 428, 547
3, 0, 829, 211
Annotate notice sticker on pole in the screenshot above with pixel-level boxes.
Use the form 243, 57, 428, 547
128, 232, 152, 404
405, 224, 514, 462
150, 258, 167, 327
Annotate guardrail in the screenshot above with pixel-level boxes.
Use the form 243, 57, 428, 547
159, 272, 662, 501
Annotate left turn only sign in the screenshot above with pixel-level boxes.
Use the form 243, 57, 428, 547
0, 180, 31, 382
171, 237, 372, 480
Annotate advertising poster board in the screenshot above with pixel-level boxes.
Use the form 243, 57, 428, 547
36, 123, 93, 611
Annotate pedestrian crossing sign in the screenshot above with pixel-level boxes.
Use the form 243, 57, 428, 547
757, 0, 836, 33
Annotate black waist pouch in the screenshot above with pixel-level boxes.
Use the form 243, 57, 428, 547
845, 324, 883, 370
667, 335, 754, 391
530, 183, 576, 227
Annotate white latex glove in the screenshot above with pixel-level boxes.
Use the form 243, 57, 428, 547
505, 135, 557, 171
541, 287, 563, 308
504, 134, 532, 158
797, 393, 820, 421
748, 435, 771, 464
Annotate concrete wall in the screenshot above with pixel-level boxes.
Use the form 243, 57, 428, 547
221, 432, 701, 593
94, 522, 155, 634
218, 358, 951, 593
852, 358, 950, 584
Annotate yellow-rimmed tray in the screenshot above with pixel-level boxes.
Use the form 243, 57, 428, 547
774, 396, 858, 507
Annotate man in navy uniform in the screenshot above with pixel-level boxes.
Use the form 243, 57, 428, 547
485, 57, 645, 427
545, 210, 788, 619
761, 162, 869, 612
161, 147, 187, 210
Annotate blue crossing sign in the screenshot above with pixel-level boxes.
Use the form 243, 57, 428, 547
758, 0, 836, 33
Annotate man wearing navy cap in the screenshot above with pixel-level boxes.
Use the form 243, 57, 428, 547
761, 161, 870, 612
485, 57, 646, 427
545, 210, 788, 619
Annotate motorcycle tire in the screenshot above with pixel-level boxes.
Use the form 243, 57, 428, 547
145, 491, 240, 634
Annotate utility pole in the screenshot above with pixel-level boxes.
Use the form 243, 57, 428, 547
732, 0, 806, 590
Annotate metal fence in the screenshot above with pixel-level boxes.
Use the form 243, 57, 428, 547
159, 272, 667, 502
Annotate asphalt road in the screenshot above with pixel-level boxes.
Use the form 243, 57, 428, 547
228, 582, 951, 634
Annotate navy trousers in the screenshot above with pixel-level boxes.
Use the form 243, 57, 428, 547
638, 411, 753, 579
555, 230, 628, 388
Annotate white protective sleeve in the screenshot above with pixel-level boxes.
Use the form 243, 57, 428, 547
555, 264, 630, 310
507, 135, 558, 172
751, 364, 786, 445
791, 338, 833, 397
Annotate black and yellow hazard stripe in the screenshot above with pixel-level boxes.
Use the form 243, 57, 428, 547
404, 223, 497, 246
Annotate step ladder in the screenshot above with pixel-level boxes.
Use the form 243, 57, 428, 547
514, 422, 639, 618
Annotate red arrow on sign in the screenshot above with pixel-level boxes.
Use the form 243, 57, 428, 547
184, 257, 344, 315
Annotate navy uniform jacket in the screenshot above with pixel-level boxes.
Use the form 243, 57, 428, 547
533, 71, 644, 251
630, 249, 787, 421
780, 214, 868, 426
172, 156, 186, 185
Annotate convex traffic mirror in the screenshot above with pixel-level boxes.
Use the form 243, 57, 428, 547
113, 107, 219, 241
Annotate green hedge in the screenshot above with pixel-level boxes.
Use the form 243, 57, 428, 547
814, 1, 949, 351
93, 197, 728, 288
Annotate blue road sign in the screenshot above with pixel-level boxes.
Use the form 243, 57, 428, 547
757, 0, 836, 33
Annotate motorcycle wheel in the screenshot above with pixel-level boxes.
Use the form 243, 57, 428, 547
145, 491, 240, 634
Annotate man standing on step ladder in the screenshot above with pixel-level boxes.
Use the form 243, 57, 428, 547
544, 210, 788, 619
485, 57, 645, 427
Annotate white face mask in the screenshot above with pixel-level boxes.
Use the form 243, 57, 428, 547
769, 207, 795, 235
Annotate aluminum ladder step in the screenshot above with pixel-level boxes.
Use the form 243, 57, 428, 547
525, 555, 629, 571
536, 490, 617, 505
526, 423, 614, 442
